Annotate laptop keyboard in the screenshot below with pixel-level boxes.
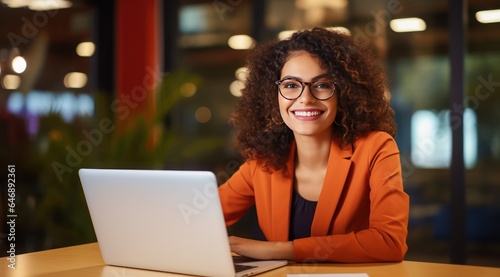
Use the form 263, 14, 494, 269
234, 264, 258, 273
233, 255, 260, 272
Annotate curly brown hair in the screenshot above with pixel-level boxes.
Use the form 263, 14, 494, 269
229, 27, 396, 172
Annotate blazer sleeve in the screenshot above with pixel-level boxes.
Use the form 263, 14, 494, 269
293, 133, 410, 263
218, 161, 257, 227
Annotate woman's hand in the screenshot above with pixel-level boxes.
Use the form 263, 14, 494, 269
229, 236, 294, 260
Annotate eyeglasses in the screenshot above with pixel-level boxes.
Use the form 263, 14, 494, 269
275, 77, 336, 100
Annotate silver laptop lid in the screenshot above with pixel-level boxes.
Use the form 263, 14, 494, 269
79, 168, 236, 277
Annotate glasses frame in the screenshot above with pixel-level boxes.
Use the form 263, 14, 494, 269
275, 77, 337, 101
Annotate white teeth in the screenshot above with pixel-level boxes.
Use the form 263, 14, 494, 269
294, 111, 321, 117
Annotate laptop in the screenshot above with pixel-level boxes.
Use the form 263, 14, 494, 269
78, 168, 287, 277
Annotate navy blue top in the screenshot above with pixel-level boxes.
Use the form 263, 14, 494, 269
289, 189, 318, 240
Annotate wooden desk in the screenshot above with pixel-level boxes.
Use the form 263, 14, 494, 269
1, 243, 499, 277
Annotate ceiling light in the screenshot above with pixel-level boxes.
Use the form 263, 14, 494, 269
195, 106, 211, 123
229, 80, 244, 97
295, 0, 347, 9
228, 35, 255, 50
390, 17, 426, 33
64, 72, 87, 89
76, 42, 95, 57
12, 56, 27, 73
2, 74, 21, 90
278, 30, 296, 40
180, 82, 197, 97
476, 9, 500, 24
29, 0, 72, 11
2, 0, 72, 10
326, 26, 351, 35
1, 0, 29, 8
235, 67, 248, 81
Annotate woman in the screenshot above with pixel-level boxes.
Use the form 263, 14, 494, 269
218, 27, 409, 263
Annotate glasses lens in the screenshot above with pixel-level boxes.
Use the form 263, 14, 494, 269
311, 81, 335, 100
279, 79, 303, 99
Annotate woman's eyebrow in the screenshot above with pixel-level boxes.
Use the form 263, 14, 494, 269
280, 73, 331, 81
311, 73, 332, 82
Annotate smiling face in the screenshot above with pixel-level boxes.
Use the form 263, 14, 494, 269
278, 51, 338, 140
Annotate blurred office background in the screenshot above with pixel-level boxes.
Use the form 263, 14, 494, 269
0, 0, 499, 267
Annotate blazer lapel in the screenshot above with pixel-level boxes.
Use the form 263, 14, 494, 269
311, 139, 353, 236
270, 143, 295, 241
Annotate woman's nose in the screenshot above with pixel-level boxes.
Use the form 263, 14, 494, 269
298, 84, 315, 102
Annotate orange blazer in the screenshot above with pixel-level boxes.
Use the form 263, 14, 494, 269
218, 131, 409, 263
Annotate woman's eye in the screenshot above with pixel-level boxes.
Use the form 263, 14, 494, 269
314, 82, 333, 89
283, 82, 300, 89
